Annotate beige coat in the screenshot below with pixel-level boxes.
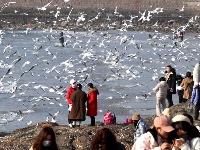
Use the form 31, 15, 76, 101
152, 81, 169, 98
180, 77, 194, 99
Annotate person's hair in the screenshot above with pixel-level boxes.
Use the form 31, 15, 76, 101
164, 130, 178, 144
77, 83, 82, 90
182, 113, 194, 125
159, 77, 166, 82
90, 128, 118, 150
167, 65, 172, 69
185, 71, 192, 78
87, 83, 94, 88
172, 121, 200, 139
32, 127, 58, 150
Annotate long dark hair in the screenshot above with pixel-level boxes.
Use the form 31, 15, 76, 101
32, 127, 58, 150
172, 121, 200, 139
90, 128, 118, 150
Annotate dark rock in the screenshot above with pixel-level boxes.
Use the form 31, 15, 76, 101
0, 101, 200, 150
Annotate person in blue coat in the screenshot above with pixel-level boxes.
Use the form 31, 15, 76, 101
132, 114, 150, 142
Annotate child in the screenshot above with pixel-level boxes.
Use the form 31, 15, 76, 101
153, 77, 169, 116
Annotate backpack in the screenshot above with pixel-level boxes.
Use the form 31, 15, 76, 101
104, 110, 116, 125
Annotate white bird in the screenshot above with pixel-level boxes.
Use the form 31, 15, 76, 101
26, 121, 32, 125
76, 13, 86, 25
64, 0, 70, 3
37, 0, 52, 11
18, 110, 25, 121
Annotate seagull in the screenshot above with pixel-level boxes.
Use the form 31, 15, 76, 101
48, 111, 60, 123
26, 121, 32, 125
37, 0, 53, 11
17, 110, 25, 121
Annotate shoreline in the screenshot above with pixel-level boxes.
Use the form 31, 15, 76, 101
0, 101, 199, 149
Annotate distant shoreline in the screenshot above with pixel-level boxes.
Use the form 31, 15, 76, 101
1, 21, 200, 33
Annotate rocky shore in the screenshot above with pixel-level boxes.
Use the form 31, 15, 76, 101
0, 101, 199, 150
0, 8, 200, 33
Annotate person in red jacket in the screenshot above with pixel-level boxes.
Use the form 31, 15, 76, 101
66, 79, 77, 127
87, 83, 99, 126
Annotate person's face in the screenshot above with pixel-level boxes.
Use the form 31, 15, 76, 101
176, 128, 187, 136
166, 67, 171, 73
71, 82, 77, 88
44, 134, 52, 141
157, 127, 169, 139
43, 134, 52, 147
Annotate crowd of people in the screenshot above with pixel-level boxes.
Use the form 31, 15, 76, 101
28, 63, 200, 150
29, 113, 200, 150
153, 64, 200, 120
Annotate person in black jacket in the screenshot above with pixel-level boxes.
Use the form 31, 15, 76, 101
59, 32, 65, 47
165, 65, 176, 107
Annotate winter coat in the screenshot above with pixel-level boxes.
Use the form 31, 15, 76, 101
193, 63, 200, 85
152, 81, 169, 99
66, 86, 76, 104
166, 72, 176, 94
87, 88, 99, 116
69, 89, 87, 121
191, 84, 200, 106
134, 119, 150, 142
132, 131, 162, 150
172, 137, 200, 150
180, 77, 194, 99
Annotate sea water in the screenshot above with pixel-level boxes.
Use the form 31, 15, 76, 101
0, 29, 199, 132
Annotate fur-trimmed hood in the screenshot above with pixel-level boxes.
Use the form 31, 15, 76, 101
193, 63, 200, 85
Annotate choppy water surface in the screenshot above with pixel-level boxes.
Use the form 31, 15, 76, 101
0, 28, 199, 132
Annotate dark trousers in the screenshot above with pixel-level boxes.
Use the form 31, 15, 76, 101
195, 105, 200, 120
195, 96, 200, 120
68, 111, 72, 124
166, 90, 173, 107
90, 116, 95, 126
177, 90, 184, 103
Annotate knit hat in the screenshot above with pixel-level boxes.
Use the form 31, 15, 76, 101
70, 79, 76, 85
162, 108, 171, 118
132, 114, 141, 120
172, 115, 191, 125
154, 115, 174, 132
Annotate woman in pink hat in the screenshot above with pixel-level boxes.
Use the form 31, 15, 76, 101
132, 115, 174, 150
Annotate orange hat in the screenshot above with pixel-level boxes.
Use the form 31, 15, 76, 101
132, 114, 141, 120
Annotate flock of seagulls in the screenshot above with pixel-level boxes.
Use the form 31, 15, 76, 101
0, 1, 200, 131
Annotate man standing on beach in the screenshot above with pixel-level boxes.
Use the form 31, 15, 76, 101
165, 65, 176, 107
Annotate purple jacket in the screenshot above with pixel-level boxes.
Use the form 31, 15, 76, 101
190, 85, 200, 106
